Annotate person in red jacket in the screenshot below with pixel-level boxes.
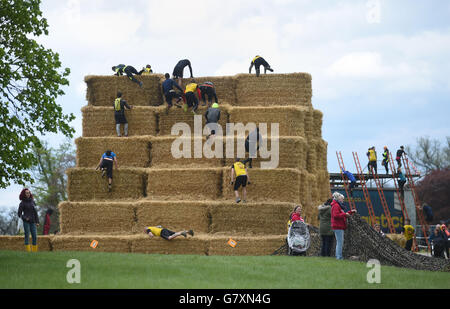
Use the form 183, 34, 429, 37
43, 208, 53, 235
290, 205, 305, 223
331, 192, 356, 260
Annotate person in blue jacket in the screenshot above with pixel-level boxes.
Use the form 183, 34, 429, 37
96, 150, 119, 192
343, 170, 357, 196
162, 73, 183, 110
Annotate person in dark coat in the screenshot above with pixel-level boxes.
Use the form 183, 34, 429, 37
205, 103, 221, 140
17, 188, 40, 252
429, 225, 447, 258
318, 198, 334, 257
114, 92, 133, 137
199, 81, 218, 107
96, 150, 119, 192
173, 59, 193, 86
249, 56, 274, 77
382, 146, 389, 174
396, 146, 406, 167
242, 127, 263, 168
43, 208, 53, 235
162, 73, 183, 110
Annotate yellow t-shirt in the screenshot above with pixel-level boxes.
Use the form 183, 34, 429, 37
147, 226, 162, 236
142, 67, 152, 75
403, 225, 415, 240
185, 83, 198, 93
233, 162, 247, 177
368, 149, 377, 162
252, 56, 261, 63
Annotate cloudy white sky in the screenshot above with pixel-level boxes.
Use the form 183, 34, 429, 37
1, 0, 449, 208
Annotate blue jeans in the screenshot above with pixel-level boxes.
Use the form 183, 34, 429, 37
23, 221, 37, 245
333, 229, 344, 260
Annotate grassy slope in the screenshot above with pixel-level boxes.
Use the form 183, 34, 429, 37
1, 250, 448, 289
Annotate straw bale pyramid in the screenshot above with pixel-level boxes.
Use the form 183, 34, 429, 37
1, 73, 331, 255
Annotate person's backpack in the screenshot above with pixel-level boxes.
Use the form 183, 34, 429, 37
114, 98, 121, 111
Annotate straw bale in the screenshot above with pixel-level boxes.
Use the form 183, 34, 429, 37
81, 106, 157, 137
157, 104, 230, 136
85, 74, 164, 106
312, 109, 323, 139
131, 234, 208, 255
51, 235, 131, 252
234, 73, 312, 107
385, 233, 406, 248
0, 236, 52, 251
223, 136, 308, 170
76, 137, 151, 168
135, 201, 210, 234
147, 168, 223, 200
208, 235, 286, 256
67, 168, 146, 201
150, 136, 224, 168
222, 168, 302, 204
227, 106, 307, 137
209, 202, 293, 235
58, 201, 136, 235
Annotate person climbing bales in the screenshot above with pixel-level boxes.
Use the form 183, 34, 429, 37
114, 92, 133, 137
139, 64, 153, 75
112, 64, 143, 87
96, 150, 119, 192
230, 158, 251, 203
162, 73, 183, 111
205, 102, 220, 140
242, 127, 262, 168
249, 55, 274, 77
199, 81, 218, 107
173, 59, 193, 86
183, 79, 201, 114
145, 225, 194, 240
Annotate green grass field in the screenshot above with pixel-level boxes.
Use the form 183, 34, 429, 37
1, 250, 448, 289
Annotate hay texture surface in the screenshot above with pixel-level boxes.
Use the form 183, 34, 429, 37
0, 236, 52, 251
51, 235, 131, 252
67, 168, 146, 201
82, 106, 157, 137
85, 74, 164, 106
131, 234, 208, 255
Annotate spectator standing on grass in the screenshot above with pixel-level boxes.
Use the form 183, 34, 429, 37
43, 208, 53, 235
331, 192, 356, 260
318, 198, 334, 257
96, 150, 119, 192
230, 158, 251, 204
402, 219, 415, 251
429, 225, 447, 258
114, 92, 133, 137
145, 225, 194, 240
17, 188, 40, 252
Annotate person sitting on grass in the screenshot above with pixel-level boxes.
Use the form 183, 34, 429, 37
145, 226, 194, 240
230, 158, 251, 204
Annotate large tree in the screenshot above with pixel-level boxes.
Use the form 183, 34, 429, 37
0, 0, 75, 188
406, 136, 450, 174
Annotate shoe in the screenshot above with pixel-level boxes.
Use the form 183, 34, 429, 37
108, 184, 112, 192
32, 245, 38, 252
236, 198, 241, 203
25, 244, 31, 252
181, 231, 187, 238
188, 230, 194, 236
101, 169, 106, 178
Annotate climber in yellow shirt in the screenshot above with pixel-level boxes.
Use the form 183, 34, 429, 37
402, 219, 415, 251
145, 225, 194, 240
183, 79, 201, 114
249, 55, 274, 77
230, 158, 251, 203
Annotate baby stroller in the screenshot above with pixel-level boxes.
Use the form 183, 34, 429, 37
287, 220, 310, 256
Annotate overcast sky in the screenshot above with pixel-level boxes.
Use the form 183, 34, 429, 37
1, 0, 449, 209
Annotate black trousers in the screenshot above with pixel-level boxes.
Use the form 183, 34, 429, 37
320, 235, 334, 257
124, 66, 141, 84
185, 92, 198, 111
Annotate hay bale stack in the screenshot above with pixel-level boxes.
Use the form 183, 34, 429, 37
222, 168, 302, 204
385, 233, 407, 248
81, 106, 157, 137
76, 137, 151, 168
67, 168, 146, 201
58, 201, 136, 234
0, 236, 52, 251
131, 234, 208, 255
157, 105, 230, 136
227, 106, 306, 137
85, 74, 164, 106
209, 202, 293, 235
51, 235, 131, 252
150, 136, 224, 168
208, 235, 287, 256
147, 168, 223, 200
223, 136, 308, 170
136, 201, 210, 234
234, 73, 312, 107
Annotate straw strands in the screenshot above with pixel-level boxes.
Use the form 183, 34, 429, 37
0, 236, 52, 251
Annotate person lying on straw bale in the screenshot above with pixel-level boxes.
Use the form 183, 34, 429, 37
112, 64, 143, 88
162, 73, 183, 112
172, 59, 193, 87
205, 103, 220, 140
96, 150, 119, 192
183, 79, 201, 115
230, 158, 251, 203
249, 55, 274, 77
145, 226, 194, 240
139, 64, 153, 75
114, 92, 133, 137
199, 81, 218, 107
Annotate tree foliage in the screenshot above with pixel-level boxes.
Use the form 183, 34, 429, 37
0, 0, 75, 188
406, 136, 450, 174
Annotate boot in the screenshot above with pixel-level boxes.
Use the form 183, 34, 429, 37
25, 244, 31, 252
32, 245, 38, 252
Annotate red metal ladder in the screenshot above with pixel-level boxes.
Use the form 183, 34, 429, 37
368, 162, 396, 234
402, 156, 431, 252
352, 151, 377, 227
336, 151, 356, 210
